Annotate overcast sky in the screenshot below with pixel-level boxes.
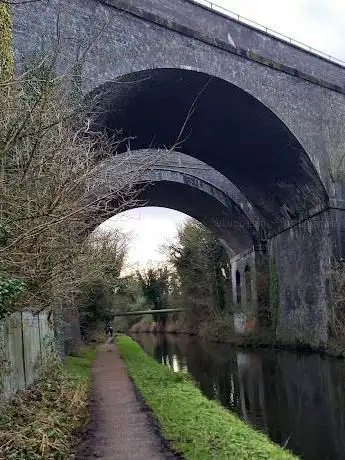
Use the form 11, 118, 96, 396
99, 0, 345, 272
214, 0, 345, 60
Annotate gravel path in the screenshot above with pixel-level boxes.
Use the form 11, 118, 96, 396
75, 343, 177, 460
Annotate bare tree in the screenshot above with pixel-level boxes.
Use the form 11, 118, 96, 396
0, 54, 163, 316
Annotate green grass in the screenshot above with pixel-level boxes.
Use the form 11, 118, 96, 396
116, 335, 298, 460
64, 347, 97, 382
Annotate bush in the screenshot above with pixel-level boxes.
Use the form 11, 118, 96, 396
0, 272, 24, 319
198, 313, 235, 341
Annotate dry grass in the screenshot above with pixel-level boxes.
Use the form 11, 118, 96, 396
0, 348, 95, 460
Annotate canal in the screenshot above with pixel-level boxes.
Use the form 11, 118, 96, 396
131, 333, 345, 460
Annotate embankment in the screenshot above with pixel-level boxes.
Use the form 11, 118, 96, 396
129, 316, 345, 359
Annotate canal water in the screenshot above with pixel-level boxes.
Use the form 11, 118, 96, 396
131, 333, 345, 460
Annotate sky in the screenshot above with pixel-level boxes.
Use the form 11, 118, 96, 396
99, 0, 345, 271
212, 0, 345, 60
99, 207, 188, 273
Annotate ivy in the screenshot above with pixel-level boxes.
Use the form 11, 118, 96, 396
0, 224, 11, 247
0, 272, 25, 319
0, 3, 13, 80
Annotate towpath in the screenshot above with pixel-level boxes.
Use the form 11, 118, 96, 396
74, 342, 176, 460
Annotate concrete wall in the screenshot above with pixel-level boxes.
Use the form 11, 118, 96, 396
0, 311, 55, 401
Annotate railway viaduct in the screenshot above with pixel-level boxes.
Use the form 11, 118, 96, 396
11, 0, 345, 346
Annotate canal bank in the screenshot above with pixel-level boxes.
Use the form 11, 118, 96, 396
116, 335, 296, 460
130, 318, 345, 359
131, 332, 345, 460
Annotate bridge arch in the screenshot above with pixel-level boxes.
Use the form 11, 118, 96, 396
90, 68, 332, 346
97, 150, 267, 317
100, 149, 264, 232
90, 67, 328, 234
98, 154, 260, 257
13, 0, 345, 205
11, 0, 344, 347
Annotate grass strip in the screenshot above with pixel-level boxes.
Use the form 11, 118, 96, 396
64, 347, 97, 381
116, 335, 297, 460
0, 347, 96, 459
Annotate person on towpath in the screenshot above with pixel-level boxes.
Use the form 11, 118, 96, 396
105, 324, 113, 338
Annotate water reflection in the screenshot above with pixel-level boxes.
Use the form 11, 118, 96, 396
132, 333, 345, 460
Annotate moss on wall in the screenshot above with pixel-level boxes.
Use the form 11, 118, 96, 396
0, 3, 13, 80
269, 257, 280, 330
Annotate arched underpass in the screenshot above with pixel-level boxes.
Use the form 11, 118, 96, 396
96, 165, 267, 331
92, 68, 328, 231
92, 67, 332, 346
100, 151, 261, 254
11, 0, 345, 347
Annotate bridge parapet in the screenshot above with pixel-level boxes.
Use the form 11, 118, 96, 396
101, 0, 345, 88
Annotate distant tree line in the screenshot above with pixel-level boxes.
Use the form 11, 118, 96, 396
128, 220, 233, 337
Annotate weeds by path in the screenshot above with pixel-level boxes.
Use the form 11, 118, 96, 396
0, 348, 95, 460
116, 335, 298, 460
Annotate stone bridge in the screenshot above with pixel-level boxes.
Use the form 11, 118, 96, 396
11, 0, 345, 346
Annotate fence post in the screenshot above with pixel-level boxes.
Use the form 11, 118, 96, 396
20, 312, 27, 388
38, 312, 43, 368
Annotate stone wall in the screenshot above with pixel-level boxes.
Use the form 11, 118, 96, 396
54, 304, 82, 359
103, 0, 345, 87
269, 211, 333, 347
230, 250, 257, 331
11, 0, 345, 203
10, 0, 345, 347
